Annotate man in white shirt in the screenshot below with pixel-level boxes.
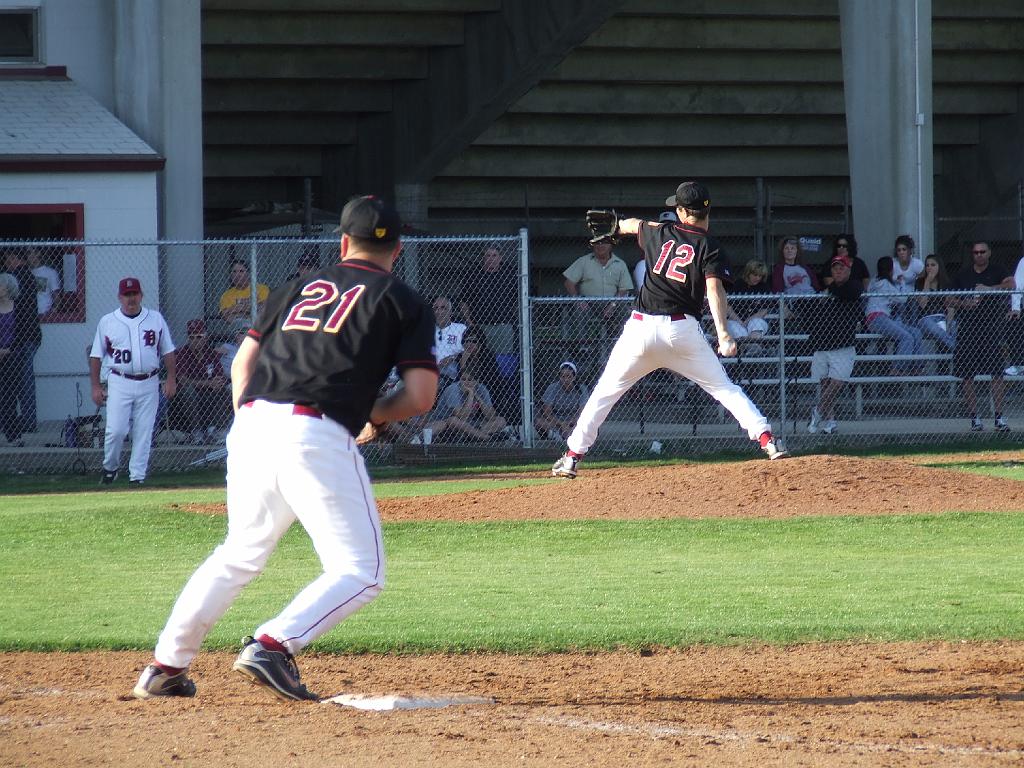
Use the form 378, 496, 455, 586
432, 295, 466, 382
26, 247, 61, 315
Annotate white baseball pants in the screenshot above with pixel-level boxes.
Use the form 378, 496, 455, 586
103, 374, 159, 482
154, 399, 385, 668
566, 312, 771, 455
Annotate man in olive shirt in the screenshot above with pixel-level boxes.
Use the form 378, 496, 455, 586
563, 241, 633, 337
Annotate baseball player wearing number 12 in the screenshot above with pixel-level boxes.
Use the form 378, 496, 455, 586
552, 181, 789, 479
134, 196, 439, 702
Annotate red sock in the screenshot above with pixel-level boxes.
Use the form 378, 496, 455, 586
758, 432, 772, 448
257, 634, 288, 654
154, 661, 185, 676
567, 450, 584, 459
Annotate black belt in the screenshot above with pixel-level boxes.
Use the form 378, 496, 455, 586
110, 370, 157, 381
631, 310, 689, 321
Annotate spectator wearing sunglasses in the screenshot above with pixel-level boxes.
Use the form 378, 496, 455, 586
819, 234, 870, 289
948, 241, 1014, 432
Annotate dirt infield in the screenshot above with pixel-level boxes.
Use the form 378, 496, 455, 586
3, 452, 1024, 767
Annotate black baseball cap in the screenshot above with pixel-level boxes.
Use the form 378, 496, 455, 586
665, 181, 711, 209
333, 195, 401, 243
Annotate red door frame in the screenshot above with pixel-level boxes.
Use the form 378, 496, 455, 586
0, 203, 85, 322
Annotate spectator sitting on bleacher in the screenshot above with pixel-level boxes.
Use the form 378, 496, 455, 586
772, 236, 821, 295
433, 295, 466, 385
535, 361, 589, 441
948, 240, 1014, 432
171, 319, 231, 444
805, 252, 865, 435
773, 236, 821, 333
908, 254, 956, 352
892, 235, 925, 296
820, 234, 870, 289
219, 259, 269, 323
726, 259, 773, 345
458, 329, 517, 425
426, 364, 506, 443
865, 256, 924, 374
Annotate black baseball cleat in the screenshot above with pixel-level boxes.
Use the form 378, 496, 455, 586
132, 664, 196, 699
99, 469, 118, 485
232, 636, 318, 701
129, 479, 145, 486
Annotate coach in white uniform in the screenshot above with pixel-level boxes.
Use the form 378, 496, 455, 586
89, 277, 177, 485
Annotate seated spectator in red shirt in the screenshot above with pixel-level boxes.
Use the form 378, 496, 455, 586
170, 319, 232, 443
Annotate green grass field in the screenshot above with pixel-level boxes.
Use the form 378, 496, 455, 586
2, 458, 1023, 654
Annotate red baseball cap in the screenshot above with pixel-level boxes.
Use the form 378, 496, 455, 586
118, 277, 142, 295
830, 254, 852, 268
186, 318, 206, 335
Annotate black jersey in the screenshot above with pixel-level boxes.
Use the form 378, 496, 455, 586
635, 221, 732, 317
241, 258, 438, 435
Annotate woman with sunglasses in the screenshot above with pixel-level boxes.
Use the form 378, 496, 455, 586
820, 234, 870, 289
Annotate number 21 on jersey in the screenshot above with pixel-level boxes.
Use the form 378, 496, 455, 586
652, 242, 695, 284
282, 280, 365, 333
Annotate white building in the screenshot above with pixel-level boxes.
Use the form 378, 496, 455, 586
0, 0, 203, 425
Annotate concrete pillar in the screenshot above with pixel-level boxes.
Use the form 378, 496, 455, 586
839, 0, 933, 269
113, 0, 204, 332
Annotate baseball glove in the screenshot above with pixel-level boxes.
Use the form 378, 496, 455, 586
355, 421, 389, 445
585, 209, 619, 245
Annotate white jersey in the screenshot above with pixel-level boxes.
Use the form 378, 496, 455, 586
90, 306, 175, 376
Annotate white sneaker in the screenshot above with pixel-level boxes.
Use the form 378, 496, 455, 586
551, 452, 580, 478
1005, 366, 1020, 376
995, 416, 1011, 432
971, 416, 984, 432
763, 438, 790, 460
821, 419, 838, 435
807, 407, 821, 434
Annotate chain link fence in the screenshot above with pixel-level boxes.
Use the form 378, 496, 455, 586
529, 285, 1024, 458
2, 233, 1024, 476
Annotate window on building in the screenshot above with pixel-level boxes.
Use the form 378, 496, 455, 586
0, 204, 85, 323
0, 9, 39, 62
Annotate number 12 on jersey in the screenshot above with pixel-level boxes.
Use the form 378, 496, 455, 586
282, 280, 366, 333
652, 242, 695, 284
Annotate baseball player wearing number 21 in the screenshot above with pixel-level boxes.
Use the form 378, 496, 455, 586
134, 196, 439, 702
552, 181, 789, 479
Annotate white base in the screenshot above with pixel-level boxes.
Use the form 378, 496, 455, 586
322, 693, 495, 711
